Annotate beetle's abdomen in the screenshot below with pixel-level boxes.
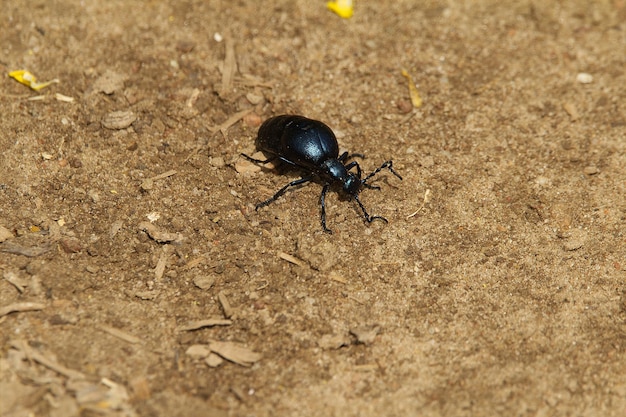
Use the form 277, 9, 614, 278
256, 115, 339, 167
255, 115, 292, 153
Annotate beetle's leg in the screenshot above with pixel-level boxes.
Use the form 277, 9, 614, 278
241, 153, 278, 164
362, 183, 381, 190
354, 194, 388, 225
362, 160, 403, 185
344, 161, 362, 179
320, 184, 332, 234
339, 152, 366, 162
256, 177, 313, 210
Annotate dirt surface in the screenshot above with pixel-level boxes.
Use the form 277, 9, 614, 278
1, 1, 625, 416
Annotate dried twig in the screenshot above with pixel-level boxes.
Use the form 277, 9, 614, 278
0, 241, 52, 257
10, 340, 86, 379
177, 318, 232, 332
99, 324, 143, 344
406, 189, 431, 218
218, 291, 234, 318
278, 251, 306, 267
0, 302, 45, 317
206, 108, 253, 136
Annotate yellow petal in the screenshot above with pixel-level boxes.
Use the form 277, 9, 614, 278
8, 69, 59, 91
401, 69, 423, 108
327, 0, 354, 19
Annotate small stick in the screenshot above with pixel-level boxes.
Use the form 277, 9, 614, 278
0, 302, 45, 317
406, 189, 431, 218
218, 291, 234, 319
177, 318, 233, 332
278, 251, 305, 267
150, 170, 177, 181
10, 340, 85, 379
99, 324, 143, 345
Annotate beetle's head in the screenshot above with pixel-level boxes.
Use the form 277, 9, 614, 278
322, 160, 362, 196
342, 173, 361, 196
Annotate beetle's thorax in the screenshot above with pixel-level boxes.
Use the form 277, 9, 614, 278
320, 159, 361, 196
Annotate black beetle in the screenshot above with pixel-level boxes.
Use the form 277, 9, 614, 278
242, 115, 402, 233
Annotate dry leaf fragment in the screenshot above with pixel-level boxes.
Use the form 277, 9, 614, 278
350, 325, 380, 345
102, 110, 137, 129
139, 222, 183, 243
185, 344, 212, 358
0, 240, 52, 257
177, 318, 232, 332
208, 341, 262, 366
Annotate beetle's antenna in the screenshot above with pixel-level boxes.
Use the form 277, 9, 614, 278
362, 160, 403, 185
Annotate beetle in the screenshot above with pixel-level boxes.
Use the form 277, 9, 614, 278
242, 115, 402, 233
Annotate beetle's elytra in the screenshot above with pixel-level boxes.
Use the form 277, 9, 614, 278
242, 115, 402, 233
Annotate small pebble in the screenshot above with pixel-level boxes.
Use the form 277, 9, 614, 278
576, 73, 593, 84
583, 166, 599, 175
141, 178, 154, 191
205, 353, 224, 367
234, 158, 261, 174
193, 275, 215, 290
243, 112, 263, 127
245, 93, 264, 105
60, 237, 82, 253
209, 156, 225, 168
397, 99, 413, 114
0, 226, 14, 242
350, 325, 380, 345
563, 102, 580, 121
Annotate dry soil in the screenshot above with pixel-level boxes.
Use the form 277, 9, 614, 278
1, 1, 625, 416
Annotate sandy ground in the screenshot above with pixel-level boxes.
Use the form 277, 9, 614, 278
1, 1, 625, 416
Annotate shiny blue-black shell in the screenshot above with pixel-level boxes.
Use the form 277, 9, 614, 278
256, 115, 339, 171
